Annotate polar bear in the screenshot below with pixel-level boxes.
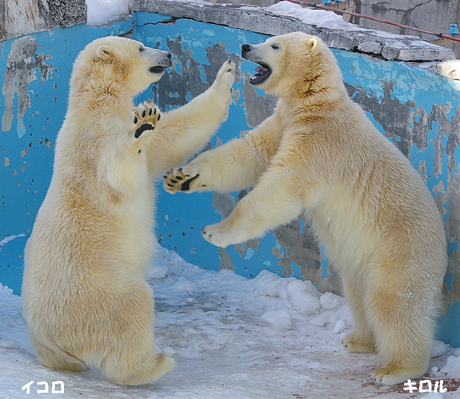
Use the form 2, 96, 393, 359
22, 36, 235, 385
164, 32, 447, 385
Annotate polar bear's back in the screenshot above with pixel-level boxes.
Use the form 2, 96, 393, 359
308, 99, 446, 282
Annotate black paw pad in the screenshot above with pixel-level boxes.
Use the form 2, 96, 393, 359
180, 174, 200, 192
135, 123, 154, 138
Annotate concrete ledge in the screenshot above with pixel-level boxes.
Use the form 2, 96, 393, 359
2, 0, 455, 64
134, 0, 455, 62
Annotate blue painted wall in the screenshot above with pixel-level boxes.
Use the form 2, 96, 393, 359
1, 12, 459, 346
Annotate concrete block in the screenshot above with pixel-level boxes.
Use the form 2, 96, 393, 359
357, 41, 383, 55
47, 0, 86, 28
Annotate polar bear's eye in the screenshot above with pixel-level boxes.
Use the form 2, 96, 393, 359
139, 45, 145, 53
271, 44, 280, 50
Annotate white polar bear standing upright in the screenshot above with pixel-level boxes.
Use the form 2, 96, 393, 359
164, 32, 448, 385
22, 36, 235, 385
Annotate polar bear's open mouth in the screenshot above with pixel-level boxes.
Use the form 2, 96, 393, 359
250, 62, 271, 85
150, 66, 167, 74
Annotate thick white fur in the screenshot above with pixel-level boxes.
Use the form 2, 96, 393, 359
164, 32, 447, 385
22, 36, 235, 385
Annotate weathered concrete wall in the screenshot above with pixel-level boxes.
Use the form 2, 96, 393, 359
359, 0, 460, 58
1, 0, 459, 346
0, 0, 86, 42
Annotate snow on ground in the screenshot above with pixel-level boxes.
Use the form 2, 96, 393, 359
0, 239, 459, 398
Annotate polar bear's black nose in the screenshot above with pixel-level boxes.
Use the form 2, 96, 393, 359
167, 53, 171, 59
242, 44, 251, 52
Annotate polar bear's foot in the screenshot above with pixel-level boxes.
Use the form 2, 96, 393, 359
104, 351, 175, 386
31, 335, 88, 372
370, 365, 426, 386
343, 332, 375, 353
129, 100, 161, 143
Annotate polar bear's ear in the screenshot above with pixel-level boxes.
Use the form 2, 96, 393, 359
306, 38, 318, 53
95, 46, 114, 60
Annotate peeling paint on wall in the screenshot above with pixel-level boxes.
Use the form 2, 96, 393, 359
1, 13, 459, 344
344, 78, 460, 313
271, 216, 342, 295
2, 36, 53, 138
241, 72, 277, 128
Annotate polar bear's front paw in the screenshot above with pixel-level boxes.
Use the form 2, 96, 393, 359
202, 222, 229, 248
212, 59, 236, 92
163, 167, 206, 194
201, 220, 243, 248
129, 100, 161, 142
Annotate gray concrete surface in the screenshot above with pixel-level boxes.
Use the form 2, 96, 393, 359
2, 0, 455, 66
134, 0, 454, 63
0, 0, 86, 42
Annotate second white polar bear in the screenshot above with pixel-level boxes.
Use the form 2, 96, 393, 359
164, 32, 447, 385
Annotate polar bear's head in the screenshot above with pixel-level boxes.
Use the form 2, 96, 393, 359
242, 32, 342, 98
71, 36, 172, 97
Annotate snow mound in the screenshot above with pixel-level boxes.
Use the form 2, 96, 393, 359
431, 340, 450, 358
255, 271, 322, 316
172, 276, 198, 297
286, 279, 321, 315
439, 354, 460, 378
253, 270, 354, 333
254, 269, 292, 298
0, 283, 13, 297
309, 314, 327, 327
332, 318, 347, 334
86, 0, 130, 26
320, 292, 343, 310
267, 2, 356, 30
260, 309, 294, 332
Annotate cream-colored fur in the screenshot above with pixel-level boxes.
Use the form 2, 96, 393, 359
164, 32, 447, 385
22, 36, 235, 385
